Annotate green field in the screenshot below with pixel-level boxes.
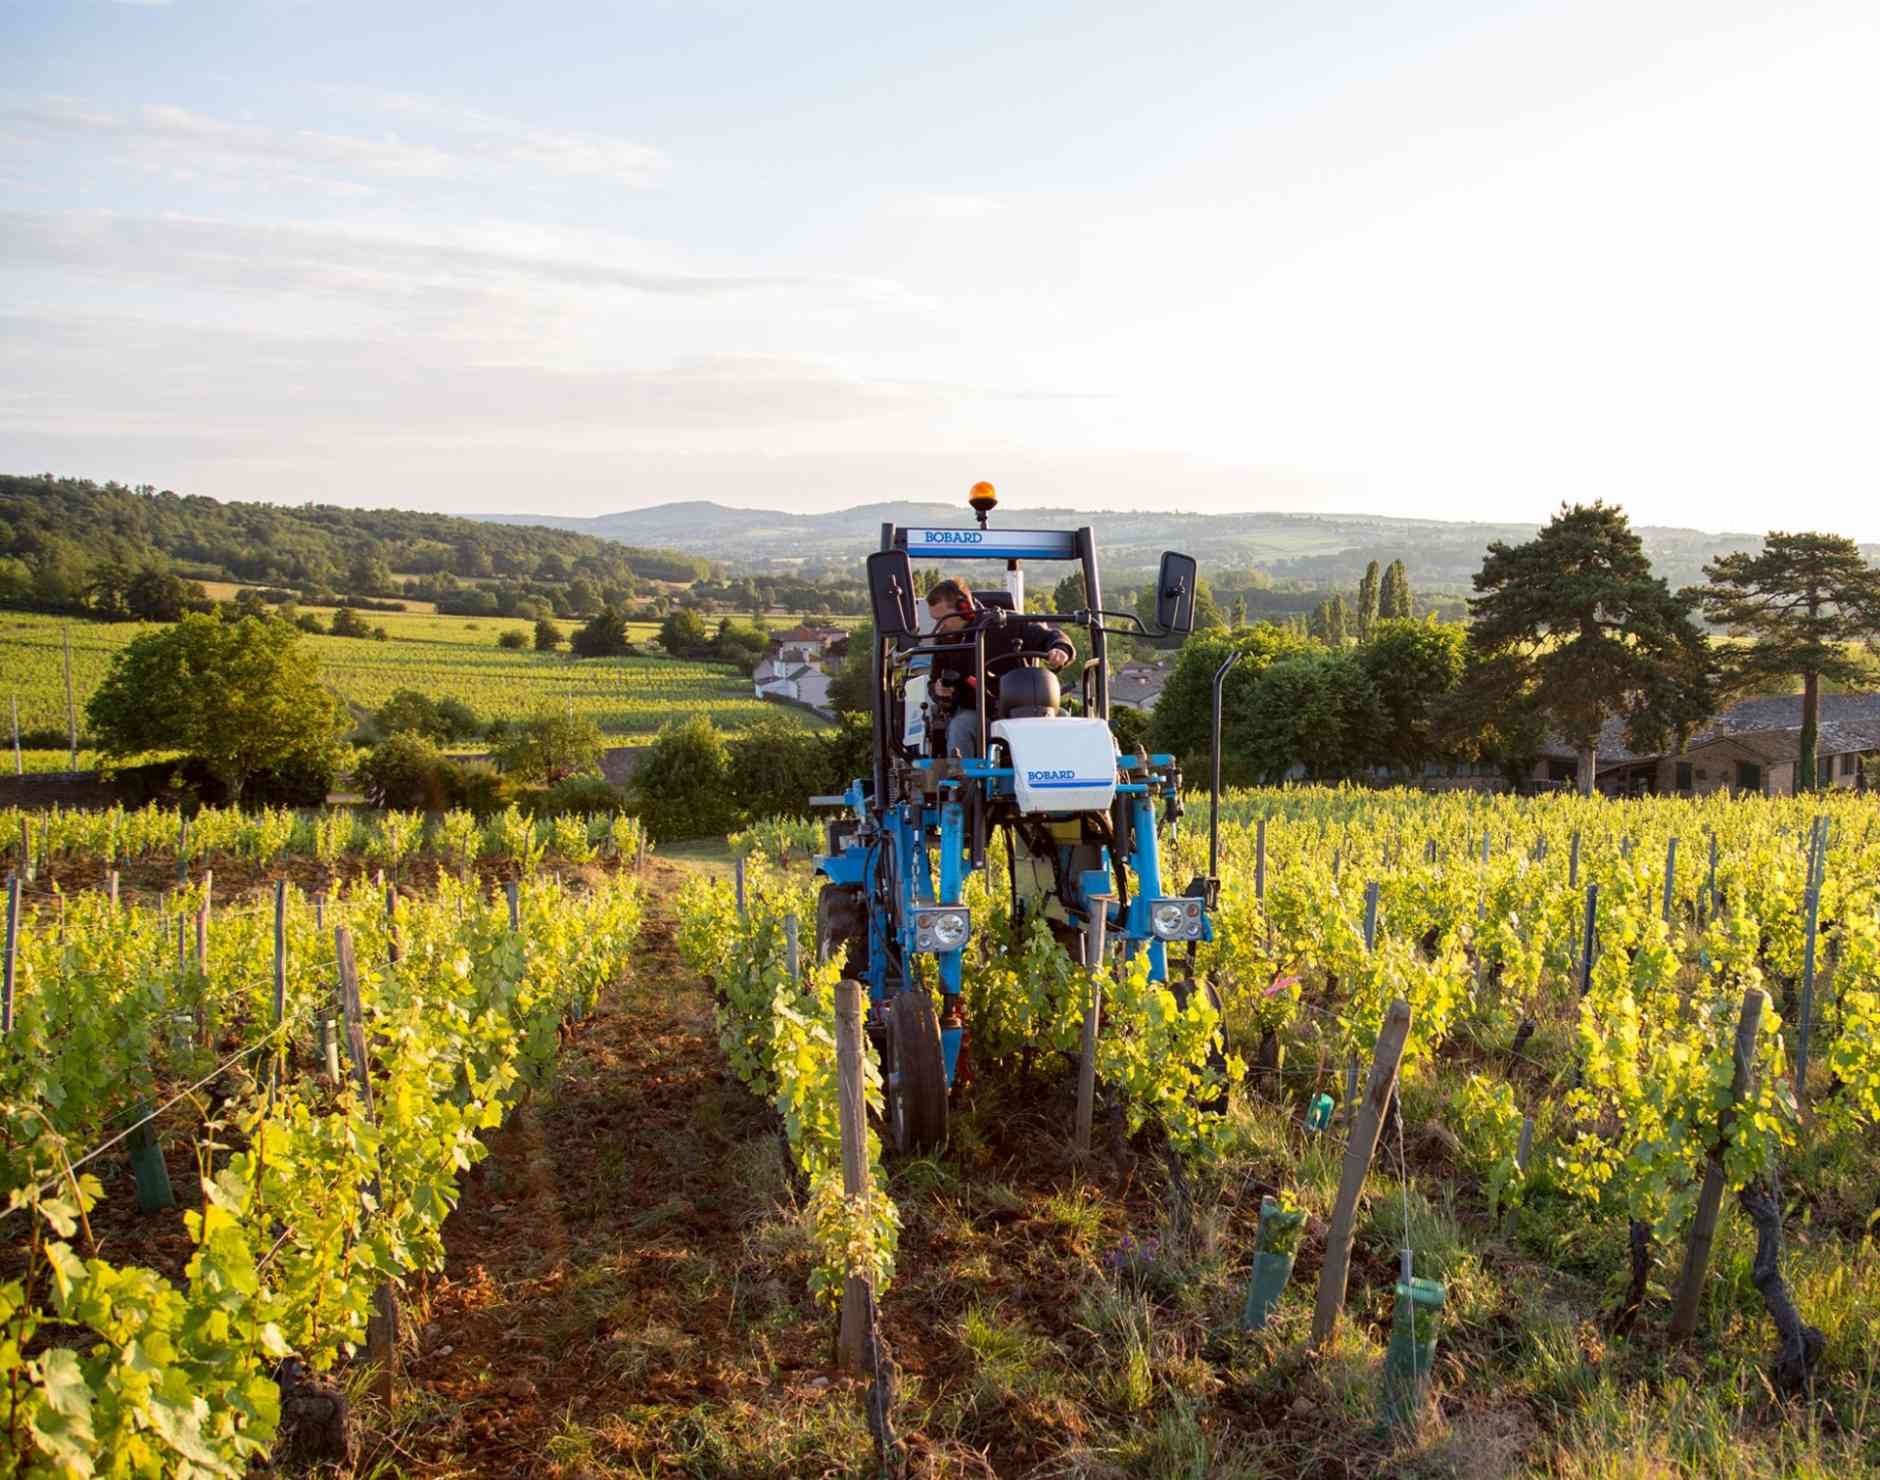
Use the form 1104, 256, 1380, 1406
0, 609, 806, 747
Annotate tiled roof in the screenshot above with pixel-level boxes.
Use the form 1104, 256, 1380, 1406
1543, 693, 1880, 764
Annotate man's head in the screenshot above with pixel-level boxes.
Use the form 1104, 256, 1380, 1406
926, 578, 974, 629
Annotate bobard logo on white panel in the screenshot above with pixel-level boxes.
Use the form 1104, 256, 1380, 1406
916, 530, 983, 545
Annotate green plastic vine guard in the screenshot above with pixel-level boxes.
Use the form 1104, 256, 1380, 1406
1239, 1196, 1304, 1330
322, 1017, 342, 1080
1305, 1092, 1334, 1132
1378, 1276, 1445, 1429
126, 1078, 175, 1213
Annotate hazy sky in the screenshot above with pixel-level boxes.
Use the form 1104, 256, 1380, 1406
4, 0, 1877, 535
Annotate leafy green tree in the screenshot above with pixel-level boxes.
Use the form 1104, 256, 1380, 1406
125, 568, 210, 622
1051, 572, 1089, 613
1357, 619, 1467, 774
1697, 532, 1880, 790
492, 707, 604, 784
1379, 559, 1413, 619
629, 714, 739, 842
659, 607, 712, 659
567, 576, 603, 616
371, 688, 479, 743
1147, 624, 1315, 766
571, 606, 633, 658
375, 688, 451, 741
86, 561, 135, 619
827, 622, 876, 716
1240, 651, 1380, 782
713, 617, 769, 674
533, 617, 564, 652
1356, 561, 1381, 643
1229, 596, 1247, 629
86, 613, 347, 804
1466, 503, 1715, 794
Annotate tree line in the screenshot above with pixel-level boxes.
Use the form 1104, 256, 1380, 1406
0, 473, 713, 617
1151, 506, 1880, 793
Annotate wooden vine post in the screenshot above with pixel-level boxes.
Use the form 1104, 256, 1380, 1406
1074, 901, 1111, 1154
834, 979, 871, 1372
1312, 997, 1413, 1349
335, 926, 400, 1399
1793, 818, 1826, 1106
1668, 987, 1765, 1340
271, 879, 287, 1107
9, 694, 20, 777
2, 874, 18, 1036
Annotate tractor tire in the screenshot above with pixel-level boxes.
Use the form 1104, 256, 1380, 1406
815, 884, 869, 975
1171, 977, 1230, 1114
887, 988, 949, 1154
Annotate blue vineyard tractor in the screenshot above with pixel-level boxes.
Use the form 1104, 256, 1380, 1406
811, 483, 1226, 1152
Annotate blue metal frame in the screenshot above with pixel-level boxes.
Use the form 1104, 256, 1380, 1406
817, 525, 1208, 1090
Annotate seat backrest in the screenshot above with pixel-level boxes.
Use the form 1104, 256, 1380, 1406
971, 589, 1015, 611
998, 666, 1060, 720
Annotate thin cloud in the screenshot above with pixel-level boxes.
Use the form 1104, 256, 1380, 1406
363, 92, 666, 186
0, 209, 814, 303
2, 92, 664, 187
0, 314, 941, 436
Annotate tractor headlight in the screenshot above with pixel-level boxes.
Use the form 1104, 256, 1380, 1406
914, 907, 972, 953
1150, 897, 1204, 941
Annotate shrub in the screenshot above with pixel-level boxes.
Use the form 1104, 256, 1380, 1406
355, 731, 458, 810
629, 715, 738, 843
528, 776, 630, 817
724, 716, 854, 821
447, 760, 511, 814
328, 606, 375, 639
497, 628, 530, 649
534, 618, 564, 652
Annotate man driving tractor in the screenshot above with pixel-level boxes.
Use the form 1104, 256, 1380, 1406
925, 577, 1076, 757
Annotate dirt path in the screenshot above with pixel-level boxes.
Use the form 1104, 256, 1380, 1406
384, 860, 861, 1478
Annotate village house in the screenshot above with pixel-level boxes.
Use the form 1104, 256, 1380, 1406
1533, 693, 1880, 796
767, 625, 845, 662
1109, 660, 1170, 712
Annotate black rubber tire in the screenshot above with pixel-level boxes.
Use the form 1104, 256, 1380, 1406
1170, 976, 1230, 1114
815, 883, 869, 976
888, 988, 949, 1153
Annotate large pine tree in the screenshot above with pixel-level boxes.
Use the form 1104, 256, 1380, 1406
1465, 503, 1715, 794
1698, 533, 1880, 790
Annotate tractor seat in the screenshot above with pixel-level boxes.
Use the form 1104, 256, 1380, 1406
998, 667, 1060, 720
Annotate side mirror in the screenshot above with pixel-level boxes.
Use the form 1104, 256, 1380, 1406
1154, 551, 1198, 637
866, 550, 919, 638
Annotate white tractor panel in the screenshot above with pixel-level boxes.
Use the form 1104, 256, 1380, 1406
992, 717, 1118, 814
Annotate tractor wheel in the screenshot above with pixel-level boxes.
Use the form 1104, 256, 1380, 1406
815, 884, 868, 975
1171, 977, 1230, 1113
887, 988, 949, 1153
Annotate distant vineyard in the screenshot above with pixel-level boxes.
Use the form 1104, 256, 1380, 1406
0, 611, 795, 745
